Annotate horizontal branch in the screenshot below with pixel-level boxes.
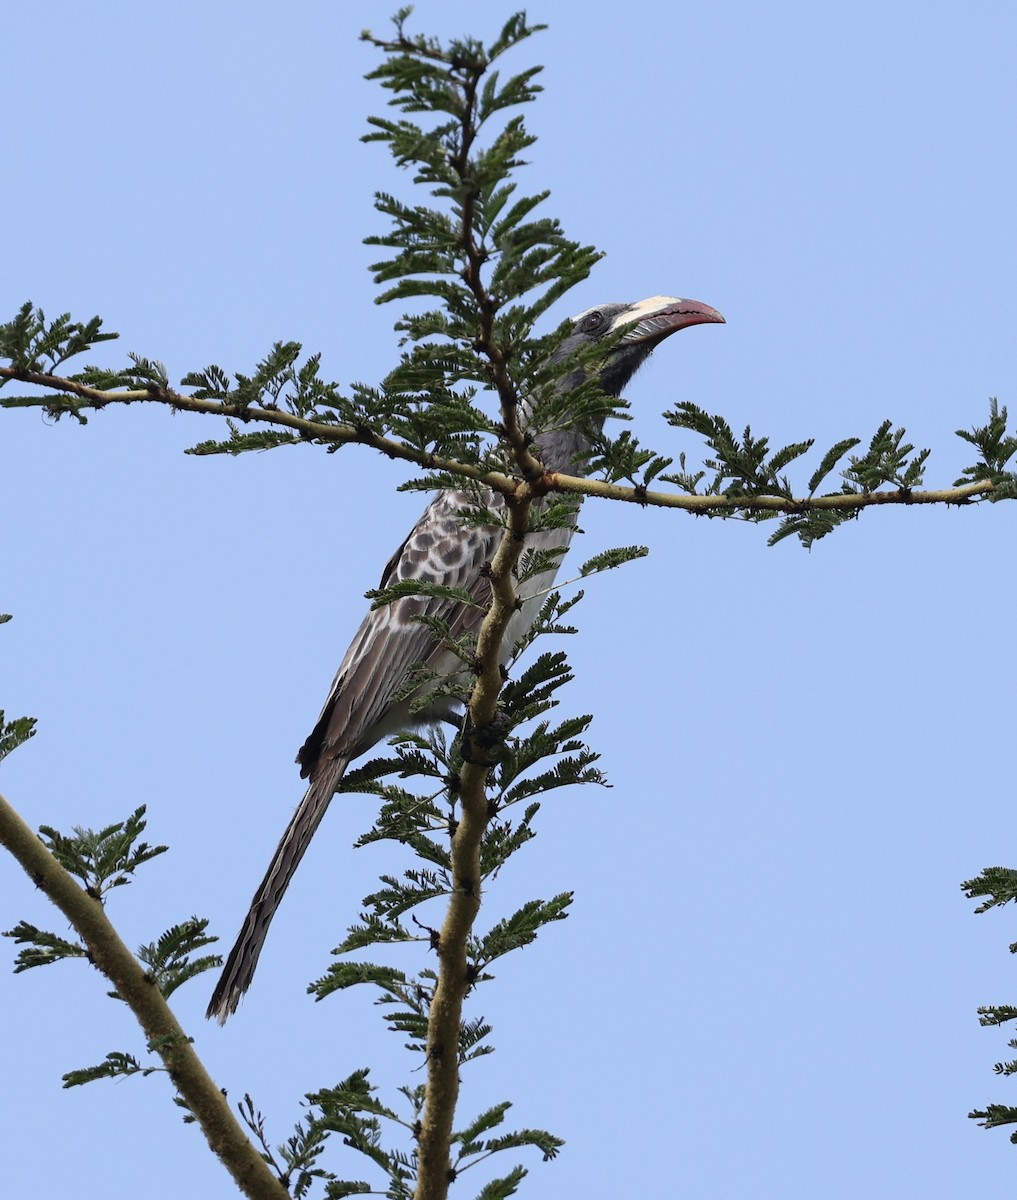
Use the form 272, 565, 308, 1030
547, 471, 997, 511
1, 364, 998, 515
0, 365, 517, 496
0, 790, 288, 1200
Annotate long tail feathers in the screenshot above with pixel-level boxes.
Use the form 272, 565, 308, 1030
206, 761, 347, 1023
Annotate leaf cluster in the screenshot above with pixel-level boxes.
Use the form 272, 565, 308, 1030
133, 917, 220, 999
0, 302, 118, 379
0, 617, 38, 762
3, 807, 221, 1095
281, 1069, 562, 1200
955, 399, 1017, 499
226, 1062, 563, 1200
30, 805, 167, 899
0, 303, 173, 427
963, 865, 1017, 1140
662, 400, 1015, 546
0, 710, 36, 763
359, 7, 601, 465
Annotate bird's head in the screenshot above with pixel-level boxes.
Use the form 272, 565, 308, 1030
554, 294, 725, 399
528, 294, 724, 472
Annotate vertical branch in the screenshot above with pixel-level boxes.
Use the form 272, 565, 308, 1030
415, 488, 534, 1200
410, 41, 538, 1200
360, 15, 591, 1196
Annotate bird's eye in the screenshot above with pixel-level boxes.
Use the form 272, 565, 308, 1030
579, 311, 605, 333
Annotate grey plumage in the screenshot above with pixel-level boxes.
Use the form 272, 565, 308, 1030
207, 295, 724, 1021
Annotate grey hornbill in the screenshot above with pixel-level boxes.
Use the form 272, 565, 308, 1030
207, 294, 724, 1021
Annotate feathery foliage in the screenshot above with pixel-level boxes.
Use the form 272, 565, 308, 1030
33, 805, 167, 900
964, 867, 1017, 1141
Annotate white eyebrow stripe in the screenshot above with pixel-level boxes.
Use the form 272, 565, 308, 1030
614, 295, 684, 324
570, 295, 684, 325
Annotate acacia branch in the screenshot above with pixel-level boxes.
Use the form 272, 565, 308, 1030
0, 365, 517, 495
407, 37, 546, 1198
3, 364, 997, 515
416, 484, 535, 1200
0, 790, 288, 1200
548, 471, 998, 510
457, 152, 543, 483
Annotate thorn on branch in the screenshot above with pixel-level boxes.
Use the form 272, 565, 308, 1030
144, 383, 171, 403
460, 712, 510, 765
457, 873, 478, 899
412, 913, 441, 952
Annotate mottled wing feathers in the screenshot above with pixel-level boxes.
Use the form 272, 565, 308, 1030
296, 489, 501, 778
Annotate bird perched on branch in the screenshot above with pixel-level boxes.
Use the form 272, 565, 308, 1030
207, 295, 724, 1021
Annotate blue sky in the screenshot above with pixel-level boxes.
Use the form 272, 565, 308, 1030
3, 2, 1017, 1197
